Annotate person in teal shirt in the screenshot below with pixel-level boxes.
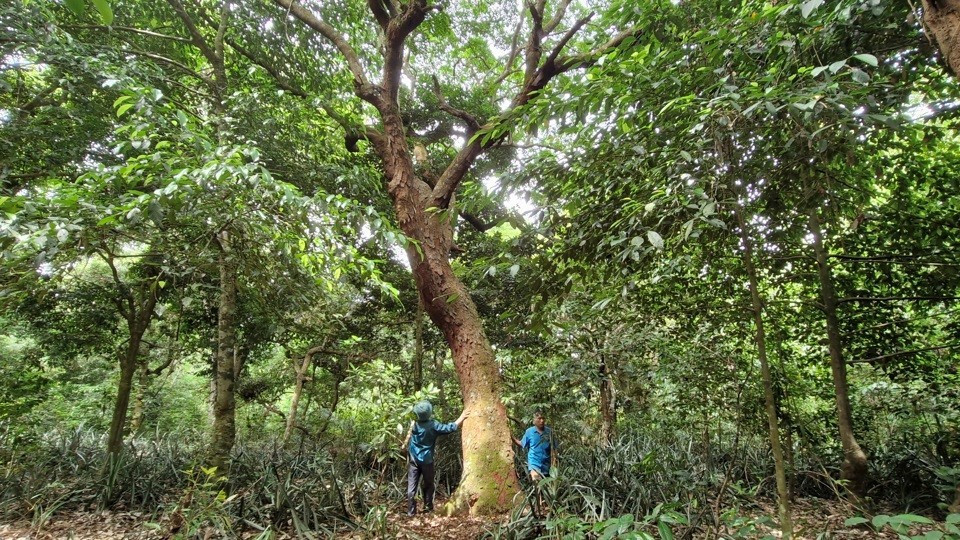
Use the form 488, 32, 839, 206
514, 410, 557, 480
402, 400, 466, 515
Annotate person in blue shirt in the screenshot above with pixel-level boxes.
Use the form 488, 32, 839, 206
513, 410, 557, 480
402, 400, 466, 516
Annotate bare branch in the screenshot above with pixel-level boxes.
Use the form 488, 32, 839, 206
431, 140, 484, 207
62, 24, 193, 42
491, 8, 525, 87
18, 85, 58, 113
122, 49, 215, 86
214, 23, 384, 152
434, 23, 641, 207
837, 295, 960, 304
166, 0, 220, 67
543, 0, 574, 34
849, 343, 960, 364
220, 34, 308, 97
555, 24, 643, 72
431, 75, 481, 133
273, 0, 373, 93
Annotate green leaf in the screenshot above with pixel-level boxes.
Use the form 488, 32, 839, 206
844, 517, 869, 527
946, 514, 960, 525
852, 53, 878, 67
116, 103, 133, 117
647, 230, 664, 250
65, 0, 85, 15
828, 60, 846, 74
888, 514, 933, 526
658, 521, 674, 540
801, 0, 824, 18
509, 264, 519, 277
89, 0, 113, 25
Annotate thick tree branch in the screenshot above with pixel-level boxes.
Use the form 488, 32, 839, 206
382, 0, 430, 103
523, 0, 545, 84
273, 0, 373, 93
18, 86, 58, 113
544, 13, 592, 71
368, 0, 391, 29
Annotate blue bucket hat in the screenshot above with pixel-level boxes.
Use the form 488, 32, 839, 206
413, 400, 433, 422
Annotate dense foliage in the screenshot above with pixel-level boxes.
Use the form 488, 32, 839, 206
2, 0, 959, 538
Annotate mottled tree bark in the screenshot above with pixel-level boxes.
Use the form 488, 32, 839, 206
922, 0, 960, 76
808, 208, 869, 496
413, 296, 425, 392
363, 102, 515, 515
209, 231, 237, 473
129, 356, 148, 433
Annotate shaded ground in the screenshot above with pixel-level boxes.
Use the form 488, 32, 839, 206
0, 497, 948, 539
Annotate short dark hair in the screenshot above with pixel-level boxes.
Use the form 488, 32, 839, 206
533, 410, 545, 419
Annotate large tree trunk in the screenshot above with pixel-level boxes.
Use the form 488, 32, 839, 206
808, 208, 869, 496
922, 0, 960, 76
599, 353, 617, 447
210, 231, 237, 473
378, 109, 518, 516
413, 296, 424, 392
738, 207, 793, 538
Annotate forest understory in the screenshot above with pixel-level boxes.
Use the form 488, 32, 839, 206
3, 0, 960, 538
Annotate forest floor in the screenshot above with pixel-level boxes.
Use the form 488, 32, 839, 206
0, 497, 941, 539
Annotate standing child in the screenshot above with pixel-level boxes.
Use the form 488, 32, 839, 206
402, 400, 467, 516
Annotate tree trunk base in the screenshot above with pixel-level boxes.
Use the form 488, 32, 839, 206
442, 408, 519, 516
841, 450, 869, 497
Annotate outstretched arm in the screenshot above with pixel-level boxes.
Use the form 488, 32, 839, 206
402, 421, 413, 450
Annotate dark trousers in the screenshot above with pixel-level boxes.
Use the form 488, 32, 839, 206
406, 458, 435, 514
